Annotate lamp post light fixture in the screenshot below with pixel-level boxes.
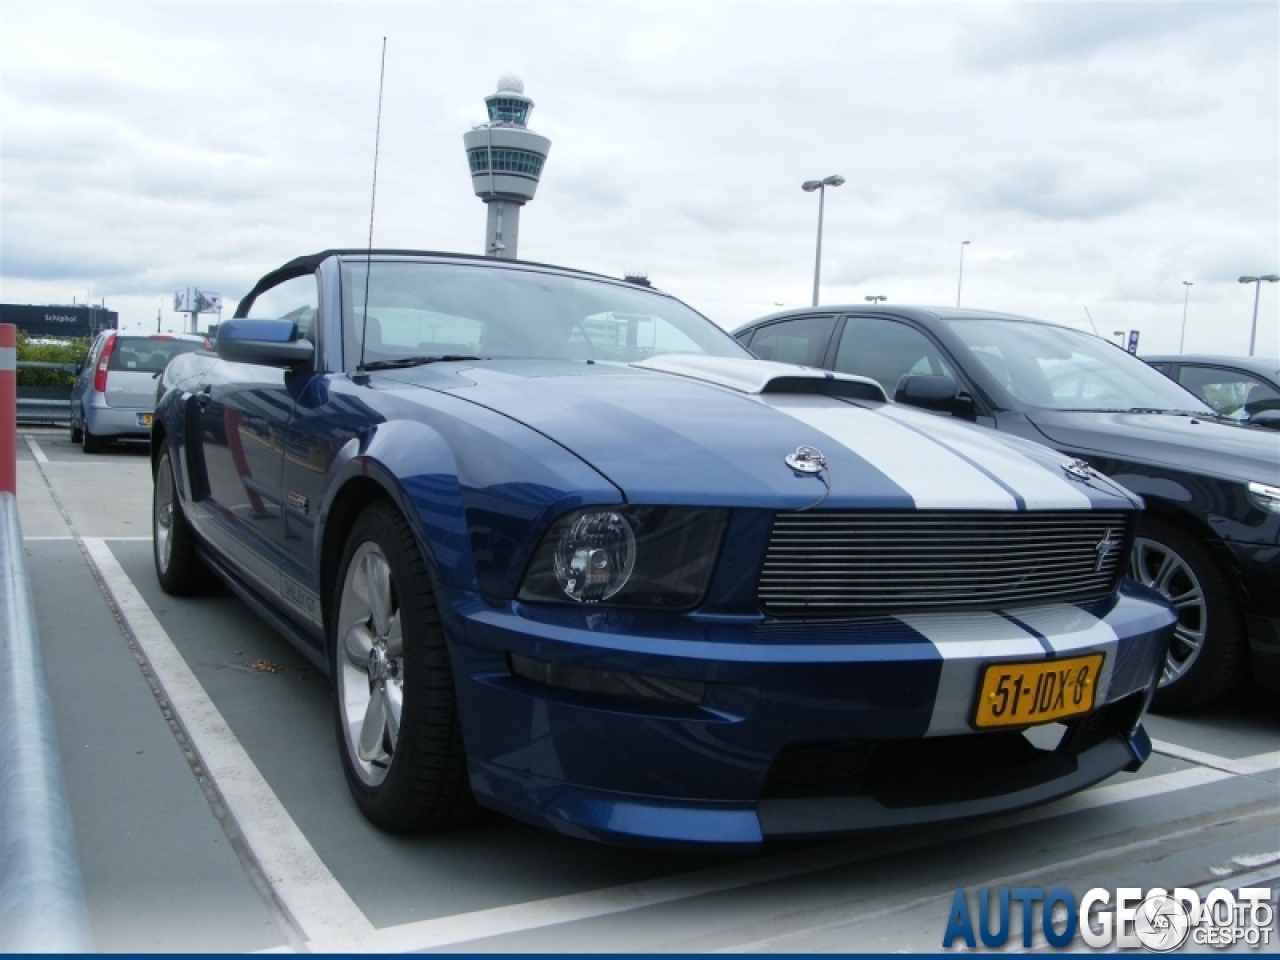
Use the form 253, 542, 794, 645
1239, 275, 1280, 356
1179, 281, 1193, 353
956, 240, 971, 308
802, 175, 845, 306
866, 295, 887, 305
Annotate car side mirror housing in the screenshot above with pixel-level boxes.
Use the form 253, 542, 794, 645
216, 319, 313, 369
895, 374, 976, 420
1246, 409, 1280, 431
61, 362, 80, 375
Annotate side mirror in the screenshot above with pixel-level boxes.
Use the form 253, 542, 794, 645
895, 374, 976, 420
216, 319, 313, 369
1246, 409, 1280, 431
61, 362, 80, 375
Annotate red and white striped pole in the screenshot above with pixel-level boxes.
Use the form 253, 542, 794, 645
1, 323, 16, 494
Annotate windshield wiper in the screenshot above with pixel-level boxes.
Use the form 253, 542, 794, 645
359, 355, 486, 371
1061, 406, 1224, 419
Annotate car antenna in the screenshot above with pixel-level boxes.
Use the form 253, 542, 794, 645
355, 37, 387, 382
1083, 306, 1100, 336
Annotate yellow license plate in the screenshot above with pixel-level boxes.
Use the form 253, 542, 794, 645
974, 653, 1104, 729
138, 413, 154, 427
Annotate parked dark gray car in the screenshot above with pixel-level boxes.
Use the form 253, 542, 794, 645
70, 331, 207, 452
734, 306, 1280, 712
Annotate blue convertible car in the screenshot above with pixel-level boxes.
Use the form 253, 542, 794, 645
152, 250, 1175, 848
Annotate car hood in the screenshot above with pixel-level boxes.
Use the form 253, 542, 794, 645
1026, 409, 1280, 484
377, 358, 1138, 512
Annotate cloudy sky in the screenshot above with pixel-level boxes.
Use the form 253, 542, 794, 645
1, 0, 1277, 354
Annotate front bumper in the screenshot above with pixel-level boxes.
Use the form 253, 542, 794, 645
445, 584, 1174, 849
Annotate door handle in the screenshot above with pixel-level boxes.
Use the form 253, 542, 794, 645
194, 385, 213, 407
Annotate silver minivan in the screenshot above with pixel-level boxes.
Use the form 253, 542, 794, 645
70, 331, 208, 452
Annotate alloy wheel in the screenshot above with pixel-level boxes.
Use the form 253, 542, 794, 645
1129, 536, 1207, 687
336, 542, 405, 786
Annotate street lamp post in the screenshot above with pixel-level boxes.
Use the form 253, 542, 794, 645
1239, 275, 1280, 356
956, 240, 971, 308
802, 175, 845, 306
1179, 281, 1193, 353
865, 295, 887, 305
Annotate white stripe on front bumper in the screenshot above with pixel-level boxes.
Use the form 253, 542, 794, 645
895, 611, 1045, 737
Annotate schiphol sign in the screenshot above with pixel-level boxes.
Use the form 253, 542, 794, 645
943, 885, 1274, 952
0, 303, 118, 339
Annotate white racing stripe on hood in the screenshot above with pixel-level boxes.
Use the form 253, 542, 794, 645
895, 611, 1044, 737
880, 406, 1095, 510
763, 396, 1019, 510
998, 603, 1119, 706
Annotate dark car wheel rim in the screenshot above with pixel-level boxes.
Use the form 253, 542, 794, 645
337, 542, 405, 787
1129, 537, 1206, 687
154, 458, 175, 574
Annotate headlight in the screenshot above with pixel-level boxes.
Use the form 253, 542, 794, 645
1247, 481, 1280, 513
519, 507, 728, 608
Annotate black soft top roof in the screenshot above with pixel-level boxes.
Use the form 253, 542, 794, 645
237, 248, 650, 316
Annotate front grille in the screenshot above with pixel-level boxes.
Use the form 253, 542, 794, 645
759, 511, 1131, 616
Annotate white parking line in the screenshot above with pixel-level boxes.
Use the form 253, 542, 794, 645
23, 435, 49, 464
1152, 739, 1280, 778
365, 756, 1275, 953
77, 534, 1280, 954
81, 538, 377, 952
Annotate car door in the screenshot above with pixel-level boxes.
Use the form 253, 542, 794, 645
190, 273, 318, 598
71, 332, 105, 423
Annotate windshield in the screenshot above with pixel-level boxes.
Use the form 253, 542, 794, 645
341, 260, 748, 366
946, 318, 1213, 414
108, 337, 204, 373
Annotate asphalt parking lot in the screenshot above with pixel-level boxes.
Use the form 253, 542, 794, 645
13, 426, 1280, 953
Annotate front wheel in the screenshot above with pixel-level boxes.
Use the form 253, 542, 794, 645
153, 446, 212, 595
1130, 517, 1244, 712
331, 501, 476, 833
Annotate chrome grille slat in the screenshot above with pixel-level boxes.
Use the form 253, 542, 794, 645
759, 510, 1131, 617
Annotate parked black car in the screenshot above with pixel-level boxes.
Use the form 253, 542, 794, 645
1143, 354, 1280, 431
734, 306, 1280, 711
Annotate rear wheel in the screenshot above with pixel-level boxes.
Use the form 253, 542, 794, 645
70, 410, 83, 444
82, 423, 105, 454
331, 501, 476, 833
1130, 516, 1244, 712
153, 446, 212, 594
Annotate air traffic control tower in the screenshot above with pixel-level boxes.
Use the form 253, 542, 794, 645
464, 74, 552, 260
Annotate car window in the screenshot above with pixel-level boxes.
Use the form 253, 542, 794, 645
1177, 365, 1280, 419
747, 316, 836, 366
341, 261, 748, 367
945, 319, 1213, 413
108, 337, 203, 373
247, 273, 320, 341
833, 317, 954, 395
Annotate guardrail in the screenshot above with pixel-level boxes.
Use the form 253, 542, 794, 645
1, 333, 94, 952
16, 362, 74, 427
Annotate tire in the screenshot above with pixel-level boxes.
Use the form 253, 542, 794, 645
70, 411, 83, 445
1130, 516, 1245, 713
330, 501, 476, 833
82, 423, 105, 454
153, 445, 212, 595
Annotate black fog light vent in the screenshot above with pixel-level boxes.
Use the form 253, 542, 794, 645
507, 653, 705, 706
